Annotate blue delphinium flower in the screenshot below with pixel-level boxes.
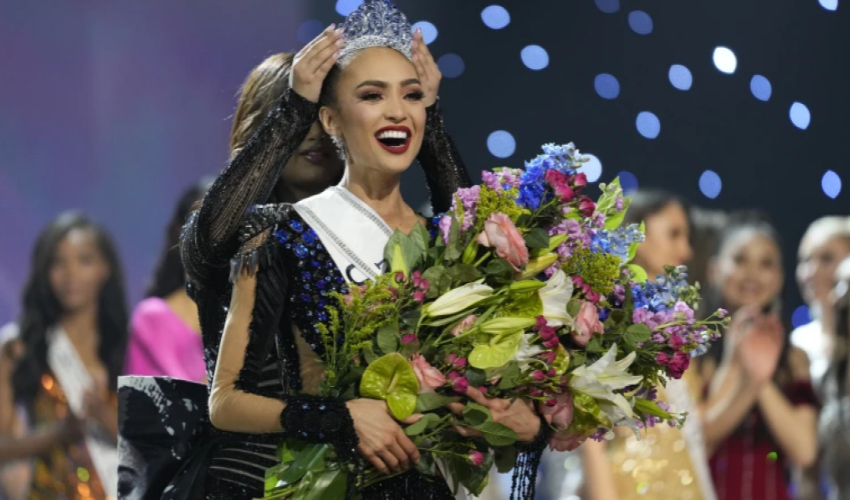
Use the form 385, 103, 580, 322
591, 225, 644, 261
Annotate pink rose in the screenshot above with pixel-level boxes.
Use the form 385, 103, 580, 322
468, 450, 485, 467
572, 173, 588, 189
538, 392, 574, 432
577, 196, 596, 217
549, 431, 587, 452
410, 354, 446, 393
531, 370, 546, 382
476, 212, 529, 271
571, 300, 604, 346
451, 315, 478, 336
401, 334, 417, 345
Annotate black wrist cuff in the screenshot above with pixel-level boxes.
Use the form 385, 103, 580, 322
280, 396, 359, 460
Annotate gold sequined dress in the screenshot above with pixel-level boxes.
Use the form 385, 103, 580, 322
606, 370, 716, 500
27, 373, 114, 500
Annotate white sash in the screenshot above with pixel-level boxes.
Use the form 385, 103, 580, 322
665, 377, 717, 500
47, 326, 118, 497
294, 187, 467, 500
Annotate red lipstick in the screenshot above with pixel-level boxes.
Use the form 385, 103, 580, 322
374, 125, 411, 154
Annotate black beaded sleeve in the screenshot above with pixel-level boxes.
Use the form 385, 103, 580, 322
509, 417, 551, 500
419, 98, 472, 213
182, 88, 319, 289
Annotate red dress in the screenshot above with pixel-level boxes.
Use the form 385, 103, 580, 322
709, 381, 819, 500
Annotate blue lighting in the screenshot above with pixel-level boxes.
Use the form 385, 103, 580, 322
412, 21, 438, 44
791, 305, 812, 328
578, 154, 603, 183
335, 0, 363, 16
296, 20, 325, 45
713, 47, 737, 74
822, 170, 842, 199
595, 0, 620, 14
699, 170, 722, 199
594, 74, 620, 99
669, 65, 693, 91
481, 5, 511, 29
487, 131, 516, 159
790, 102, 811, 130
636, 112, 661, 139
437, 53, 465, 78
819, 0, 838, 11
750, 75, 772, 101
617, 171, 639, 194
521, 45, 549, 71
628, 11, 654, 35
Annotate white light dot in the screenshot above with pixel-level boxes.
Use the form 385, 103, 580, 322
335, 0, 363, 16
521, 45, 549, 71
792, 305, 812, 327
713, 46, 737, 74
412, 21, 438, 44
668, 65, 693, 91
819, 0, 838, 11
636, 111, 660, 139
628, 11, 653, 35
595, 0, 620, 14
296, 20, 325, 44
577, 154, 603, 183
750, 75, 772, 101
487, 131, 516, 158
790, 102, 811, 130
822, 170, 843, 199
594, 74, 620, 99
481, 5, 510, 29
617, 171, 639, 194
699, 170, 722, 199
437, 53, 465, 78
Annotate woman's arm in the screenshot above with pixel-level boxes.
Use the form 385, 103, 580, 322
701, 361, 761, 454
582, 440, 619, 500
756, 348, 819, 468
409, 29, 471, 214
181, 29, 342, 287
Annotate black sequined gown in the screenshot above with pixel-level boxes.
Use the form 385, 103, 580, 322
148, 88, 545, 500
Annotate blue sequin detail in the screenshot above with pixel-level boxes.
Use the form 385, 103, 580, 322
316, 280, 326, 290
302, 271, 311, 280
302, 231, 316, 246
303, 283, 311, 291
275, 229, 289, 243
294, 244, 309, 259
311, 260, 322, 269
300, 294, 310, 302
289, 220, 304, 232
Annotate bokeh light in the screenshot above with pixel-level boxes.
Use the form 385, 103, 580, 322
699, 170, 722, 199
437, 54, 465, 78
792, 305, 812, 328
822, 170, 843, 199
595, 0, 620, 14
750, 75, 772, 101
819, 0, 838, 11
618, 171, 639, 194
521, 45, 549, 70
487, 130, 516, 158
628, 11, 653, 34
481, 5, 511, 29
790, 102, 811, 129
411, 21, 438, 44
578, 154, 603, 182
335, 0, 363, 16
594, 74, 620, 99
669, 65, 693, 91
713, 47, 737, 74
636, 112, 661, 139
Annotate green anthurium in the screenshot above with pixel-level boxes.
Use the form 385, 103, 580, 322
552, 344, 571, 375
469, 330, 524, 369
359, 353, 420, 420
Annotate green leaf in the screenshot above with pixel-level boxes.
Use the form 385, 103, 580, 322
299, 468, 348, 500
415, 451, 437, 477
415, 392, 461, 412
625, 323, 652, 342
465, 367, 487, 387
362, 345, 379, 364
483, 258, 513, 283
552, 344, 571, 375
447, 263, 482, 284
472, 421, 519, 446
409, 222, 431, 254
586, 334, 604, 354
463, 403, 493, 426
629, 264, 649, 283
423, 309, 475, 327
494, 446, 518, 474
359, 353, 420, 420
570, 350, 586, 368
567, 299, 583, 317
384, 230, 426, 277
524, 227, 550, 249
404, 414, 441, 436
469, 331, 524, 369
634, 397, 674, 420
273, 443, 329, 489
608, 309, 627, 325
461, 450, 494, 496
377, 320, 400, 354
497, 362, 521, 390
445, 216, 464, 261
400, 308, 421, 327
627, 221, 645, 263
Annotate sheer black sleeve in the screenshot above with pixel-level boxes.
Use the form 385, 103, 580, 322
417, 98, 472, 214
182, 89, 318, 288
510, 418, 550, 500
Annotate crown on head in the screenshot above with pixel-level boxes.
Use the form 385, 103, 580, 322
339, 0, 413, 65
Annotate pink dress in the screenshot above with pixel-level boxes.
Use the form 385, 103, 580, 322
124, 297, 206, 382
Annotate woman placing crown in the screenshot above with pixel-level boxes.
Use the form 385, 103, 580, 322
119, 1, 546, 499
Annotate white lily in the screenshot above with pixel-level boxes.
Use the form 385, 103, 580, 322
538, 269, 574, 327
423, 281, 493, 317
569, 345, 643, 424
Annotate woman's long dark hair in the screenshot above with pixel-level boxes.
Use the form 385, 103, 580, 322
146, 180, 211, 298
11, 212, 129, 411
704, 213, 793, 382
623, 189, 690, 229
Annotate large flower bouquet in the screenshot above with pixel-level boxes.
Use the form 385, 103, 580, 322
260, 143, 728, 499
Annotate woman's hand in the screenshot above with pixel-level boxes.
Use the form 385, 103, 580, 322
735, 312, 784, 386
410, 28, 441, 107
290, 24, 345, 103
448, 387, 541, 442
346, 399, 421, 474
